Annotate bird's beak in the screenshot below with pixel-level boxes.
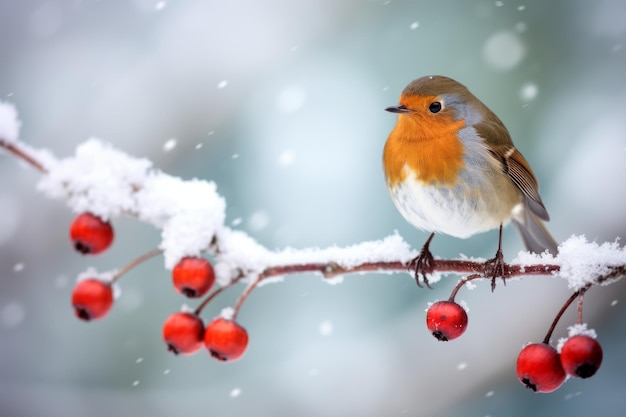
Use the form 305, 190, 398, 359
385, 105, 411, 114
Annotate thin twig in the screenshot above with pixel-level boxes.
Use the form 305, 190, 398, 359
542, 287, 590, 344
577, 290, 586, 325
0, 138, 48, 174
232, 274, 264, 320
194, 274, 244, 316
110, 247, 163, 283
449, 274, 483, 302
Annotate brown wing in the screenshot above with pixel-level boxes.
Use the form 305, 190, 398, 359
505, 148, 550, 221
475, 120, 550, 221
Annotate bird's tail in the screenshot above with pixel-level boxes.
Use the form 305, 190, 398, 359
512, 206, 558, 255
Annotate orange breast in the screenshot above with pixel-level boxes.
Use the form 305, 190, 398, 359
383, 114, 466, 187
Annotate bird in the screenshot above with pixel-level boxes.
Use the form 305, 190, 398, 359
383, 75, 558, 289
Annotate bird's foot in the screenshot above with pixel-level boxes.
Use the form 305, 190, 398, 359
484, 248, 508, 291
408, 248, 434, 289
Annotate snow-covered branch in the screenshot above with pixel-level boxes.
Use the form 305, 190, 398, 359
2, 100, 626, 392
1, 100, 625, 291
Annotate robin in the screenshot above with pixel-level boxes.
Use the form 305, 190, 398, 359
383, 75, 557, 288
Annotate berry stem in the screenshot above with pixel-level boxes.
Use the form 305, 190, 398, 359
193, 274, 244, 316
542, 287, 589, 344
110, 247, 163, 284
577, 289, 587, 325
449, 273, 482, 301
232, 274, 264, 320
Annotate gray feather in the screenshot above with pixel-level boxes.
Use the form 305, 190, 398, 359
512, 203, 558, 255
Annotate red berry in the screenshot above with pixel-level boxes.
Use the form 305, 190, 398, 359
204, 318, 249, 362
172, 257, 215, 298
71, 278, 114, 321
560, 335, 603, 378
70, 213, 114, 255
162, 312, 205, 356
426, 301, 468, 341
516, 343, 566, 393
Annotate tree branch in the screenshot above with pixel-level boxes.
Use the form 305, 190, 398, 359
1, 136, 625, 295
0, 138, 48, 174
259, 259, 562, 280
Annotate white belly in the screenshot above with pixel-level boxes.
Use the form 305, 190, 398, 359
388, 176, 518, 239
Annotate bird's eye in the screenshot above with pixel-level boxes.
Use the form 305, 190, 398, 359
429, 101, 442, 113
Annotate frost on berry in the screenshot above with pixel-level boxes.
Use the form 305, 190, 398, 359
204, 318, 249, 362
516, 343, 566, 393
172, 257, 215, 298
71, 278, 114, 321
560, 335, 603, 378
69, 212, 114, 255
425, 301, 468, 341
162, 312, 205, 356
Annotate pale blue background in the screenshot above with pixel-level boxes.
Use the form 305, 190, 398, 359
1, 1, 625, 416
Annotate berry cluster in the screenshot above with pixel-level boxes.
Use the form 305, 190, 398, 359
424, 276, 603, 393
162, 313, 248, 360
516, 335, 603, 393
68, 212, 249, 362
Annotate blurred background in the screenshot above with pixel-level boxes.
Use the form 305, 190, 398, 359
1, 0, 626, 416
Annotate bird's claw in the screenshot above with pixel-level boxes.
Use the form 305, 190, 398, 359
408, 249, 434, 289
484, 249, 507, 291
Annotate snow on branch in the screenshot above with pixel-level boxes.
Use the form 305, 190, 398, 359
1, 100, 625, 291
